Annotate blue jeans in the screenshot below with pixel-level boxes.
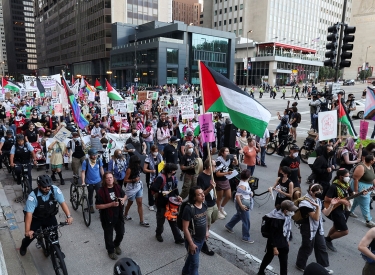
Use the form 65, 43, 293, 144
182, 238, 204, 275
260, 146, 266, 165
225, 201, 251, 241
247, 165, 255, 176
145, 141, 154, 154
350, 181, 373, 222
158, 143, 166, 153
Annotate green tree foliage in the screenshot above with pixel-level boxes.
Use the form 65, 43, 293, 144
359, 69, 373, 81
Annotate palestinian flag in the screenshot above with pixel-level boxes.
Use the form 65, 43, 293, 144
105, 79, 123, 101
95, 79, 103, 90
2, 78, 20, 93
199, 61, 271, 137
338, 94, 357, 137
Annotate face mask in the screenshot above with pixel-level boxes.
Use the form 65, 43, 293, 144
73, 138, 79, 141
328, 151, 335, 157
187, 148, 193, 154
116, 154, 122, 158
152, 152, 158, 156
286, 211, 295, 217
292, 152, 299, 158
132, 132, 137, 137
314, 192, 322, 199
102, 144, 107, 149
343, 176, 350, 183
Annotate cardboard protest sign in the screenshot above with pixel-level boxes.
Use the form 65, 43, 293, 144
126, 102, 134, 113
54, 126, 71, 143
88, 91, 95, 102
169, 106, 179, 117
180, 95, 194, 119
360, 120, 369, 140
137, 91, 148, 101
54, 103, 63, 116
318, 110, 337, 141
147, 91, 158, 100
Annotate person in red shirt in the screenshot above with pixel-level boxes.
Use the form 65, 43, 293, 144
14, 111, 26, 134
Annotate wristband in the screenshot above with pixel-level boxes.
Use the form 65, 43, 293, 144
67, 215, 72, 218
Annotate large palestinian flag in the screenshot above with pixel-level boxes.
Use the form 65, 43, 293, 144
199, 61, 271, 137
105, 79, 123, 101
338, 94, 357, 137
2, 78, 20, 93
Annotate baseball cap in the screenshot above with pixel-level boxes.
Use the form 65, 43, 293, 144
170, 136, 180, 142
290, 144, 300, 151
280, 200, 298, 212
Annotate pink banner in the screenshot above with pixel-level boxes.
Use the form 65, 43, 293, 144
199, 113, 215, 143
359, 120, 369, 140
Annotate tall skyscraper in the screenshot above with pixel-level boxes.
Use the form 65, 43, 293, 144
202, 0, 353, 60
172, 0, 201, 26
3, 0, 36, 80
0, 3, 8, 76
34, 0, 172, 82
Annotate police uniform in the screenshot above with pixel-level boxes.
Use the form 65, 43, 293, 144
10, 142, 34, 188
21, 186, 65, 249
0, 135, 15, 167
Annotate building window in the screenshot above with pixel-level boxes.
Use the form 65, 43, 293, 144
219, 9, 222, 14
240, 4, 243, 10
167, 69, 178, 84
229, 19, 231, 24
215, 10, 217, 15
235, 5, 237, 11
234, 18, 237, 23
224, 20, 226, 25
234, 30, 237, 35
167, 49, 178, 64
239, 29, 243, 35
219, 21, 222, 26
240, 17, 242, 22
229, 7, 232, 12
214, 22, 217, 27
224, 8, 227, 13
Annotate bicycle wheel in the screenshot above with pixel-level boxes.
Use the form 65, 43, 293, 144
265, 142, 276, 155
22, 179, 30, 201
11, 168, 16, 180
69, 184, 79, 211
50, 244, 68, 275
299, 146, 311, 164
37, 236, 49, 257
81, 195, 91, 227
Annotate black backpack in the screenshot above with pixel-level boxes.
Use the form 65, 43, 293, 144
177, 202, 196, 235
319, 99, 329, 112
261, 215, 272, 238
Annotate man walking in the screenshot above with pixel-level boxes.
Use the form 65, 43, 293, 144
258, 128, 270, 167
281, 87, 286, 99
294, 86, 300, 100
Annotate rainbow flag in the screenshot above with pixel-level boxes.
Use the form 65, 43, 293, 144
365, 86, 375, 120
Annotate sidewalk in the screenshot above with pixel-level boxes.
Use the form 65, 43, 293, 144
0, 180, 38, 275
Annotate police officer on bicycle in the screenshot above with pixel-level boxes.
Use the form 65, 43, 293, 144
19, 175, 73, 256
9, 134, 38, 190
0, 130, 14, 169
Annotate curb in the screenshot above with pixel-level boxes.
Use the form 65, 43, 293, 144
0, 182, 39, 275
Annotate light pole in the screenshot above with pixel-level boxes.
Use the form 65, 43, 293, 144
134, 26, 139, 86
246, 30, 253, 88
364, 46, 371, 83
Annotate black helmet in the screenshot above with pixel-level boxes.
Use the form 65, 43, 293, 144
37, 175, 53, 188
114, 258, 142, 275
16, 134, 24, 141
6, 130, 12, 135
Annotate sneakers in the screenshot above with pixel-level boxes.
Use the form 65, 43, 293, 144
241, 239, 255, 244
108, 253, 118, 260
51, 174, 57, 181
19, 246, 26, 256
89, 206, 95, 213
149, 206, 155, 211
225, 225, 234, 233
217, 212, 226, 220
220, 208, 227, 216
114, 246, 122, 255
60, 179, 65, 185
325, 239, 337, 252
140, 221, 150, 227
201, 248, 215, 256
124, 216, 132, 221
295, 265, 304, 272
175, 239, 184, 244
349, 212, 358, 218
366, 221, 375, 228
156, 235, 164, 242
325, 268, 334, 274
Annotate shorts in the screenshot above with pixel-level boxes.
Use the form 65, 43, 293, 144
328, 210, 350, 231
207, 205, 218, 227
127, 187, 143, 201
51, 164, 63, 169
216, 179, 230, 191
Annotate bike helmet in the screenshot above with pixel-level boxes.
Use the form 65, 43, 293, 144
114, 258, 142, 275
37, 175, 53, 188
88, 148, 98, 156
16, 134, 24, 140
6, 130, 12, 135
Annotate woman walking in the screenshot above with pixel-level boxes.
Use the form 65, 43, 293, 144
108, 149, 127, 189
48, 139, 67, 185
242, 137, 260, 176
270, 166, 293, 209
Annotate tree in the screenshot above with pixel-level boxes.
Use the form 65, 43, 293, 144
359, 69, 373, 81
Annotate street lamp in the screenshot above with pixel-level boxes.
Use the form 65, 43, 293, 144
365, 46, 371, 69
246, 30, 253, 88
134, 26, 139, 85
107, 71, 112, 85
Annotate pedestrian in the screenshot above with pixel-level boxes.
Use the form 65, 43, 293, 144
257, 200, 297, 275
358, 227, 375, 275
123, 155, 149, 227
156, 122, 170, 154
108, 149, 127, 189
270, 166, 293, 209
81, 148, 104, 213
279, 145, 301, 199
281, 87, 286, 99
125, 127, 146, 156
142, 120, 154, 154
250, 86, 255, 98
290, 107, 299, 141
181, 186, 208, 275
96, 171, 126, 260
295, 183, 334, 274
163, 136, 180, 165
312, 145, 335, 199
67, 132, 86, 181
257, 128, 269, 167
242, 137, 260, 175
294, 86, 300, 100
180, 141, 199, 199
48, 139, 67, 185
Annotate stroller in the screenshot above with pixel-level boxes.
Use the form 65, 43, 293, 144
31, 142, 46, 169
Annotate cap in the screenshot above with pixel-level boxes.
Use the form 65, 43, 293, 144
72, 132, 79, 137
34, 122, 43, 128
170, 136, 180, 142
280, 200, 298, 211
290, 144, 300, 151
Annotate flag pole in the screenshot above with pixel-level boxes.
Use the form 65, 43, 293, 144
198, 60, 217, 198
338, 93, 342, 140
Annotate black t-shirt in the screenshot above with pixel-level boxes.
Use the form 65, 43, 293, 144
125, 137, 144, 154
95, 186, 125, 224
163, 144, 178, 164
298, 206, 314, 224
182, 153, 197, 175
150, 174, 179, 208
197, 173, 216, 207
24, 129, 38, 143
291, 113, 298, 127
268, 217, 289, 248
275, 177, 292, 206
280, 156, 300, 188
182, 203, 207, 242
67, 140, 85, 158
325, 184, 352, 214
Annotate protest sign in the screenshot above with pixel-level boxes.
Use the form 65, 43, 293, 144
54, 103, 63, 116
169, 106, 179, 117
52, 90, 57, 98
100, 91, 107, 116
147, 91, 159, 100
88, 91, 95, 102
51, 98, 59, 104
54, 126, 71, 143
114, 116, 121, 122
137, 91, 148, 101
360, 120, 369, 140
39, 106, 48, 113
143, 100, 152, 111
0, 93, 4, 101
126, 102, 134, 113
318, 110, 337, 141
180, 95, 194, 119
199, 113, 215, 142
5, 92, 11, 99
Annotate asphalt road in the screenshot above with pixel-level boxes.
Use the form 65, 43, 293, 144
3, 83, 374, 275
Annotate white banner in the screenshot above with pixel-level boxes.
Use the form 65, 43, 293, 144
88, 91, 95, 102
100, 91, 107, 117
57, 83, 69, 109
180, 95, 194, 119
318, 110, 338, 141
169, 106, 179, 117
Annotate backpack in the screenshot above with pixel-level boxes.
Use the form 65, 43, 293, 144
319, 99, 329, 112
296, 113, 301, 123
177, 202, 196, 235
261, 215, 272, 238
291, 196, 309, 224
150, 173, 176, 196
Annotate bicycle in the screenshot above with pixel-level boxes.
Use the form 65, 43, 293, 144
69, 177, 91, 227
265, 133, 296, 156
1, 152, 12, 173
14, 164, 31, 201
299, 137, 316, 164
35, 222, 68, 275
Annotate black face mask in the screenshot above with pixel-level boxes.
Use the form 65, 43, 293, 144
314, 192, 323, 199
278, 172, 283, 178
132, 132, 137, 137
102, 144, 107, 149
328, 151, 335, 157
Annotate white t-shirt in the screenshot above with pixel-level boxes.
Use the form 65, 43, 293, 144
259, 129, 270, 147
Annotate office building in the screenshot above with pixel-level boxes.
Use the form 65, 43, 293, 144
3, 0, 36, 80
0, 2, 8, 76
110, 20, 235, 87
172, 0, 201, 26
34, 0, 172, 83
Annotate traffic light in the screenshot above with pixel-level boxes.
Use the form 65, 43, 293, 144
324, 24, 340, 68
339, 25, 356, 69
184, 67, 189, 81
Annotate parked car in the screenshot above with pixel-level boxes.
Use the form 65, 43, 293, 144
352, 100, 365, 119
343, 79, 355, 86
